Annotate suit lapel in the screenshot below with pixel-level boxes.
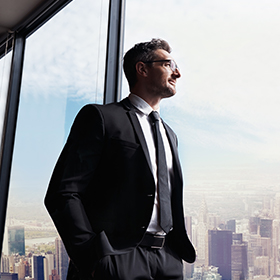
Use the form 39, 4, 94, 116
121, 98, 153, 173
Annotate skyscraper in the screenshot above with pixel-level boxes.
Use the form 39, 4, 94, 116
8, 226, 25, 256
1, 253, 10, 273
55, 237, 68, 280
249, 217, 260, 235
260, 219, 273, 238
208, 229, 233, 280
44, 253, 55, 279
195, 198, 208, 265
184, 216, 194, 279
32, 255, 45, 280
226, 220, 236, 232
231, 234, 248, 280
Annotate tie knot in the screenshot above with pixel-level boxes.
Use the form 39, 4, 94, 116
149, 111, 160, 123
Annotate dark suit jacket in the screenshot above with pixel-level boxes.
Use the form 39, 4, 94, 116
45, 98, 195, 278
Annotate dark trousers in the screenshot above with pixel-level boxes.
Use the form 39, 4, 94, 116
93, 244, 183, 280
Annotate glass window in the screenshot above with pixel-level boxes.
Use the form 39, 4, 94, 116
123, 0, 280, 278
1, 1, 109, 280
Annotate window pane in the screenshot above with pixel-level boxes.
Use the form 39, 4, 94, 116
123, 1, 280, 279
1, 1, 109, 280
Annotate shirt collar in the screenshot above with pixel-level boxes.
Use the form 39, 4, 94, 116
128, 93, 159, 116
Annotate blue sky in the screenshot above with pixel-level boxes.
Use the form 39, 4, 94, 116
5, 0, 280, 209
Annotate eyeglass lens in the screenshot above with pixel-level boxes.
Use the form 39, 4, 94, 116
170, 60, 179, 72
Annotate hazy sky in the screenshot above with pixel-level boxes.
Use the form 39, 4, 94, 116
124, 0, 280, 183
4, 0, 280, 210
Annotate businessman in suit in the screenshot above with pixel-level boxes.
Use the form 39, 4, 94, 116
45, 38, 195, 280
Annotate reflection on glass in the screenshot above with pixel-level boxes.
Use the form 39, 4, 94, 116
1, 1, 109, 280
123, 0, 280, 279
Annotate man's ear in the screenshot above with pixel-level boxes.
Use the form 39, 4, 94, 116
135, 61, 148, 77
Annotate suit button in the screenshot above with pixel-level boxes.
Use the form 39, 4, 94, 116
141, 226, 146, 229
147, 194, 153, 197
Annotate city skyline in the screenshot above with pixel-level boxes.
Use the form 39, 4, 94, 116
2, 189, 280, 280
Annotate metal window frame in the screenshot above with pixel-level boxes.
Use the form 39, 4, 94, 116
0, 34, 25, 257
0, 0, 125, 260
104, 0, 126, 104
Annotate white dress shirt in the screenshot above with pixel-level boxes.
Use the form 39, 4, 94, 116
128, 93, 173, 234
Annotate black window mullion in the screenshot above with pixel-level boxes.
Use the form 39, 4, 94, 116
0, 33, 26, 258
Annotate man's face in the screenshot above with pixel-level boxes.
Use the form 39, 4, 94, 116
146, 49, 181, 99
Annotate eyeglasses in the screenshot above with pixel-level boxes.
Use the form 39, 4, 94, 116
144, 59, 179, 72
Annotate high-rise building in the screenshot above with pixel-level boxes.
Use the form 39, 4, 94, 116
185, 216, 193, 241
249, 217, 260, 235
8, 226, 25, 256
208, 229, 232, 280
226, 220, 236, 232
1, 254, 10, 273
44, 253, 55, 279
32, 255, 45, 280
231, 235, 248, 280
17, 259, 26, 280
272, 219, 280, 275
55, 237, 69, 280
260, 219, 273, 238
184, 216, 194, 279
195, 198, 208, 266
274, 193, 280, 220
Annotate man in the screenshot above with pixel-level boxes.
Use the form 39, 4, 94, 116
45, 38, 196, 280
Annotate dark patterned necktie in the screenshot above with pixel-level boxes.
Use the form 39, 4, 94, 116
149, 111, 173, 233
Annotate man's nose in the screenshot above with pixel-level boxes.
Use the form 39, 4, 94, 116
173, 67, 181, 78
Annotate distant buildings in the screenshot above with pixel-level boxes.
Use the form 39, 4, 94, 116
8, 227, 25, 256
1, 236, 68, 280
208, 229, 232, 280
3, 193, 280, 280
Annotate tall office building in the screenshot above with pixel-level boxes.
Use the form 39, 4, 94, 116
1, 254, 10, 273
249, 217, 260, 235
55, 237, 69, 280
272, 219, 280, 275
231, 234, 248, 280
17, 259, 26, 280
185, 216, 193, 241
208, 214, 221, 230
195, 198, 208, 265
274, 193, 280, 220
44, 253, 55, 278
8, 226, 25, 256
184, 216, 194, 279
32, 255, 45, 280
260, 219, 273, 238
208, 229, 233, 280
226, 220, 236, 232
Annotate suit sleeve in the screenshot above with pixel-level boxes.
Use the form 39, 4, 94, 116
44, 104, 104, 276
